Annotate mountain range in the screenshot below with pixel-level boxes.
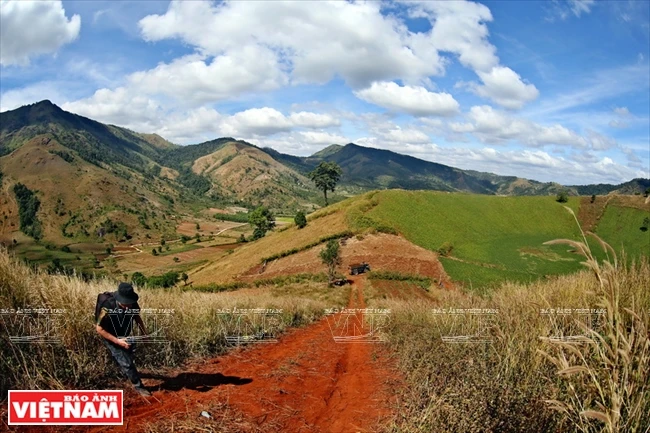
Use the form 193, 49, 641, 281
1, 100, 647, 244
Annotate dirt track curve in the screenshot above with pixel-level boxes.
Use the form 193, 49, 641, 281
80, 276, 397, 433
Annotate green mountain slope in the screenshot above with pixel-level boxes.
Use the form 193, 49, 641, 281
355, 190, 649, 290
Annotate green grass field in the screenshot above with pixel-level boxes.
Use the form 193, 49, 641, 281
594, 205, 650, 259
157, 243, 201, 256
360, 190, 646, 290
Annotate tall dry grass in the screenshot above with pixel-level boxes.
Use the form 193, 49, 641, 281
0, 248, 333, 398
375, 210, 649, 433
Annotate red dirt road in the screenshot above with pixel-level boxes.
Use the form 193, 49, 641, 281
71, 277, 396, 433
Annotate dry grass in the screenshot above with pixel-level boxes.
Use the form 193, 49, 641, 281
374, 210, 649, 432
191, 209, 349, 285
0, 248, 330, 397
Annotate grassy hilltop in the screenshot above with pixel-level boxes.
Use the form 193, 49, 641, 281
191, 190, 649, 290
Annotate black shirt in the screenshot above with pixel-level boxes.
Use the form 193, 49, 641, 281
96, 297, 140, 339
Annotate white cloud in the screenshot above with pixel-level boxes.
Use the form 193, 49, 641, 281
354, 81, 460, 116
569, 0, 595, 17
289, 112, 340, 128
412, 2, 538, 109
472, 66, 539, 109
613, 106, 631, 116
587, 130, 618, 151
0, 82, 67, 112
157, 107, 223, 144
428, 146, 645, 185
547, 0, 595, 21
376, 126, 432, 144
128, 50, 287, 105
458, 105, 589, 148
219, 107, 342, 137
138, 0, 445, 89
412, 0, 498, 72
608, 120, 630, 129
220, 108, 293, 137
62, 87, 164, 132
0, 0, 80, 66
299, 131, 348, 145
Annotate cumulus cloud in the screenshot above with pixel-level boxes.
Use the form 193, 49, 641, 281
0, 0, 80, 66
219, 108, 342, 137
138, 1, 445, 89
472, 66, 539, 109
63, 84, 342, 142
299, 131, 348, 145
412, 0, 498, 72
354, 81, 460, 116
413, 2, 538, 109
289, 112, 340, 128
62, 87, 164, 132
459, 105, 588, 148
135, 0, 537, 110
0, 82, 67, 112
128, 50, 288, 105
220, 108, 293, 137
428, 146, 645, 185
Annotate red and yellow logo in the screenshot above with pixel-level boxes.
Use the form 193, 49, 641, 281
8, 390, 123, 425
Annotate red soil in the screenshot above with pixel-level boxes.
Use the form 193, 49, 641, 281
8, 277, 398, 433
241, 233, 454, 289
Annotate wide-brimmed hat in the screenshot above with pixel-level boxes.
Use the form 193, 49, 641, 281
114, 282, 139, 305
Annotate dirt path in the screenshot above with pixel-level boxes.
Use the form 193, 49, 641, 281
82, 276, 395, 433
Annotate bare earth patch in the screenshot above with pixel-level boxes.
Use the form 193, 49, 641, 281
241, 233, 454, 289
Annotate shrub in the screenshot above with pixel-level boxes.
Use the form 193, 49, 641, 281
13, 183, 43, 240
131, 272, 146, 287
249, 206, 276, 240
320, 240, 341, 284
294, 211, 307, 229
437, 241, 454, 257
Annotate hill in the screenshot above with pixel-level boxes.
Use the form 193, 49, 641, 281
167, 139, 321, 211
191, 190, 649, 290
0, 101, 192, 247
0, 102, 323, 250
265, 143, 647, 197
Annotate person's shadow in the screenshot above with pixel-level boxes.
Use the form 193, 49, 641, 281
141, 372, 252, 392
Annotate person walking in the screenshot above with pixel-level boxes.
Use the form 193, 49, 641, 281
95, 282, 151, 396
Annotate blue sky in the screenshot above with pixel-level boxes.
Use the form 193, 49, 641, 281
1, 0, 648, 185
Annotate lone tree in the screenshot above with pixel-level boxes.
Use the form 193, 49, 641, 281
309, 162, 342, 206
294, 210, 307, 229
249, 206, 276, 240
556, 190, 569, 203
320, 239, 341, 285
181, 272, 189, 285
